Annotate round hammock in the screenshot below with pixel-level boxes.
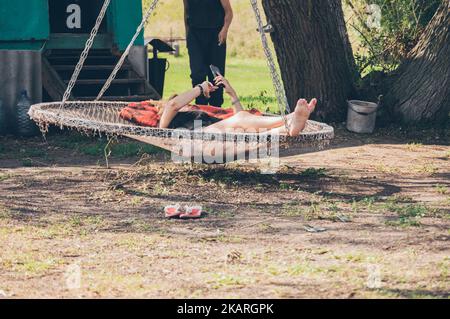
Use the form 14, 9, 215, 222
29, 101, 334, 162
29, 0, 335, 163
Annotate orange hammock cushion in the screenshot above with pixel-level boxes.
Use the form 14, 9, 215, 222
120, 100, 262, 128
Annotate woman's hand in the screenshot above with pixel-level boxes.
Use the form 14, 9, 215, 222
199, 81, 218, 99
214, 75, 236, 97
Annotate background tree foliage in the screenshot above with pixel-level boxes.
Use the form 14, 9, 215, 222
345, 0, 443, 74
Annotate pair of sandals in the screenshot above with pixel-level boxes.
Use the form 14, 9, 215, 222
164, 205, 203, 219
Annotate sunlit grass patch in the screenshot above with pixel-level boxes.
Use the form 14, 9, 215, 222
280, 202, 306, 218
208, 274, 249, 289
437, 257, 450, 280
130, 197, 143, 206
387, 194, 414, 204
356, 196, 377, 210
85, 272, 148, 295
384, 203, 428, 227
414, 164, 438, 175
152, 182, 170, 196
264, 260, 346, 280
257, 222, 277, 233
406, 142, 423, 151
435, 184, 448, 195
375, 164, 399, 174
34, 224, 75, 239
2, 251, 63, 275
0, 173, 11, 182
281, 199, 350, 221
0, 206, 12, 219
19, 258, 58, 274
197, 235, 245, 244
66, 215, 106, 234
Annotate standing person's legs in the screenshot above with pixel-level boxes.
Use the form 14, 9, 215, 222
208, 28, 227, 108
187, 28, 209, 105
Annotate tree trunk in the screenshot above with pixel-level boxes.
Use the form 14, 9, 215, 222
262, 0, 358, 121
384, 1, 450, 124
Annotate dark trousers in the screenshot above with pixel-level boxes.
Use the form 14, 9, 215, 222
187, 27, 226, 107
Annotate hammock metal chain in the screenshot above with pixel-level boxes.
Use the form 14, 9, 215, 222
250, 0, 291, 129
59, 0, 112, 110
96, 0, 160, 100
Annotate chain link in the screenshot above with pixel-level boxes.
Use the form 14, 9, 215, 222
59, 0, 111, 111
96, 0, 160, 100
250, 0, 291, 130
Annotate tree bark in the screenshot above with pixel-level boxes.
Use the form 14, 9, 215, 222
384, 1, 450, 124
262, 0, 358, 121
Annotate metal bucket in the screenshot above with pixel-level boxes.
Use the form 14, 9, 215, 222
346, 100, 379, 134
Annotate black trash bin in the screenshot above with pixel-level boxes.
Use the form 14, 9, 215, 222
147, 39, 174, 97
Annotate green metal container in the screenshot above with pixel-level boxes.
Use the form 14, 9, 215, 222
0, 0, 50, 50
0, 0, 144, 51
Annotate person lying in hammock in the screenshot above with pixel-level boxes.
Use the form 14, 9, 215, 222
120, 75, 317, 136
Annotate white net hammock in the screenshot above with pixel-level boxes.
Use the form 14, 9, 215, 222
29, 0, 335, 163
29, 101, 334, 162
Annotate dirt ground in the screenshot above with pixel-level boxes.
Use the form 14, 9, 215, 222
0, 126, 449, 299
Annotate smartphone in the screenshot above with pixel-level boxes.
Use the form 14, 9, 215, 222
210, 65, 222, 77
210, 65, 224, 88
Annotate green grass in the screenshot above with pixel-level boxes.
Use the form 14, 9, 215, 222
0, 206, 12, 219
21, 158, 34, 167
281, 203, 305, 218
209, 274, 245, 289
78, 142, 160, 158
19, 147, 46, 158
52, 134, 163, 159
299, 168, 328, 178
385, 203, 428, 227
406, 142, 423, 151
0, 144, 51, 163
435, 184, 448, 195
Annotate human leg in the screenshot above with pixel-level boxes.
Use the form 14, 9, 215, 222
204, 99, 317, 136
203, 112, 286, 133
208, 28, 227, 107
187, 28, 209, 105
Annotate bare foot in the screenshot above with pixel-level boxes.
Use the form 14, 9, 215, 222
288, 98, 317, 136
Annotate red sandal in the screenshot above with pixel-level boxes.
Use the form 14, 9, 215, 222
164, 204, 183, 218
180, 206, 203, 219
